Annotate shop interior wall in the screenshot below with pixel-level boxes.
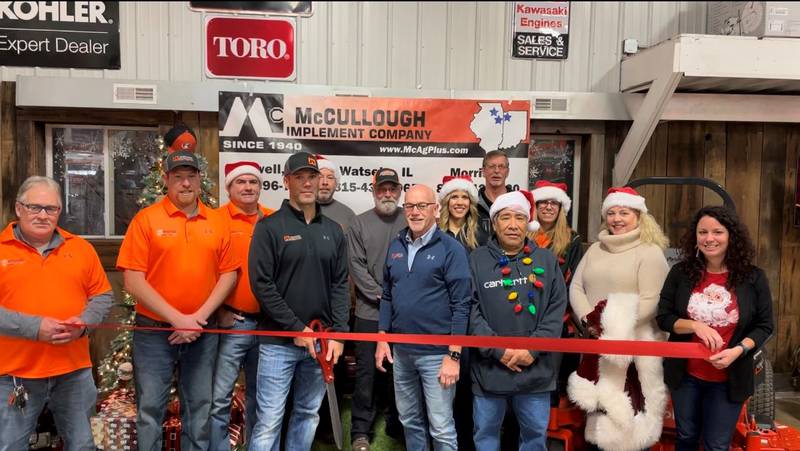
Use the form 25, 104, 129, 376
606, 120, 800, 372
1, 2, 709, 93
0, 81, 222, 363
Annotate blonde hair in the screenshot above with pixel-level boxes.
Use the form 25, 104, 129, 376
534, 209, 573, 257
601, 211, 669, 250
438, 190, 479, 250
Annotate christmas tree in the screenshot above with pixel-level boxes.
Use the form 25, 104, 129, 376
96, 126, 217, 396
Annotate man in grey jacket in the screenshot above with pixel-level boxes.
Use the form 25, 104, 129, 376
346, 168, 406, 451
469, 191, 567, 451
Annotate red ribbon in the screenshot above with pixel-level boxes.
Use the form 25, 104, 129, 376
74, 323, 711, 359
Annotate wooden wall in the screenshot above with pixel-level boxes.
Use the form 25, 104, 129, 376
606, 121, 800, 371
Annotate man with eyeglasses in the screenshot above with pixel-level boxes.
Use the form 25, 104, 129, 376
477, 150, 513, 238
375, 184, 471, 451
346, 168, 406, 451
0, 176, 113, 450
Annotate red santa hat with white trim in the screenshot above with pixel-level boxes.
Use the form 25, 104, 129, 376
439, 175, 478, 203
602, 186, 648, 216
489, 190, 540, 232
531, 180, 572, 212
224, 161, 263, 188
315, 154, 341, 187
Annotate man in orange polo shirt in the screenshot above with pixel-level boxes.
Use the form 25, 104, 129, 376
0, 176, 113, 450
210, 161, 273, 451
117, 134, 239, 451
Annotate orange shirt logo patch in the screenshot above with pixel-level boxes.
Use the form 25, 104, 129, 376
0, 258, 25, 267
156, 229, 178, 237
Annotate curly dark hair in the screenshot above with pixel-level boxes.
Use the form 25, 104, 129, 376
677, 205, 756, 289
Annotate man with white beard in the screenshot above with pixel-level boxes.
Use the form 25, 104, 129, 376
346, 168, 406, 451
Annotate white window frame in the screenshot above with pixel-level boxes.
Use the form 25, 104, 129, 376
45, 124, 159, 239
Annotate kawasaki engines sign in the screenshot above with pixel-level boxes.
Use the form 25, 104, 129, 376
0, 1, 120, 69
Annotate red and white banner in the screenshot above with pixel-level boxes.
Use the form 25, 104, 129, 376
205, 16, 295, 80
218, 92, 531, 212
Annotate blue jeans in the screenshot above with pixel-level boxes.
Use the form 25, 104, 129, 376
473, 392, 551, 451
671, 375, 744, 451
393, 350, 457, 451
249, 343, 326, 451
0, 368, 96, 451
209, 317, 259, 451
132, 315, 218, 451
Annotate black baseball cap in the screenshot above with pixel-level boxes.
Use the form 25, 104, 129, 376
373, 167, 400, 186
283, 152, 320, 175
165, 150, 200, 172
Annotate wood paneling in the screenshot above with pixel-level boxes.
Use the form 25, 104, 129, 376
1, 83, 16, 225
725, 123, 763, 239
778, 126, 800, 367
702, 122, 727, 206
664, 122, 705, 245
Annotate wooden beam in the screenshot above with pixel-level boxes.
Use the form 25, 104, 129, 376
613, 72, 682, 186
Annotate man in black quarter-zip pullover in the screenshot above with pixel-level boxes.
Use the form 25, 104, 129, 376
248, 152, 350, 451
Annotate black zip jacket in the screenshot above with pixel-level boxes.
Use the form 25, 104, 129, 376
249, 200, 350, 344
656, 264, 774, 403
469, 237, 568, 395
476, 185, 513, 238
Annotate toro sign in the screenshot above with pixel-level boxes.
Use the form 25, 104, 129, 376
205, 16, 295, 80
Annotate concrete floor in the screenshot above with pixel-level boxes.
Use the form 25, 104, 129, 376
776, 391, 800, 429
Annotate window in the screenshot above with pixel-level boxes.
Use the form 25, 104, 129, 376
528, 136, 581, 229
46, 125, 161, 238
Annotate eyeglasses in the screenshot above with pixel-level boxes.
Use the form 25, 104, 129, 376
18, 202, 60, 216
536, 200, 561, 208
402, 202, 435, 212
484, 164, 509, 171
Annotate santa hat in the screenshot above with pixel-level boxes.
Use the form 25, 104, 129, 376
164, 124, 197, 152
532, 180, 572, 212
489, 190, 540, 232
315, 154, 341, 187
439, 175, 478, 203
224, 161, 263, 188
602, 186, 648, 216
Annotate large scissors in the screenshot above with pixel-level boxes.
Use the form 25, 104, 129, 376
309, 319, 343, 450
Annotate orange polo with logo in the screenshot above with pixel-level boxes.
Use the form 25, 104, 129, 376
0, 224, 111, 378
220, 202, 273, 313
116, 197, 239, 321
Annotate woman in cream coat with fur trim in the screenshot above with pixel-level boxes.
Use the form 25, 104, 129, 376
567, 187, 670, 451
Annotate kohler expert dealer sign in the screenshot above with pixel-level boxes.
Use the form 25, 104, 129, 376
0, 1, 120, 69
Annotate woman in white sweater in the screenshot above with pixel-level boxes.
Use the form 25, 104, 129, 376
567, 187, 670, 451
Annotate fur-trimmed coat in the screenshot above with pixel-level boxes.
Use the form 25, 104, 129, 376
567, 228, 669, 450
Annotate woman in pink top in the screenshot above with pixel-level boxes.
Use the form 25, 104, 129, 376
657, 206, 774, 451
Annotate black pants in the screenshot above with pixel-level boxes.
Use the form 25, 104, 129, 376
351, 317, 402, 441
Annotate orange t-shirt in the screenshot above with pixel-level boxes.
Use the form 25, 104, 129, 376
220, 202, 273, 313
116, 198, 239, 321
0, 224, 111, 378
